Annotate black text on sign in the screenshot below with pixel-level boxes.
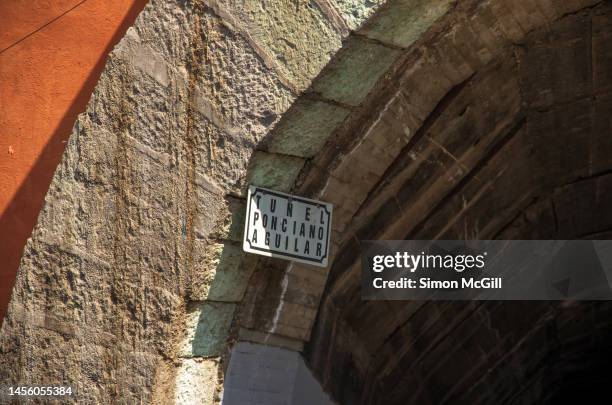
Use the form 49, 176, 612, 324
243, 186, 333, 267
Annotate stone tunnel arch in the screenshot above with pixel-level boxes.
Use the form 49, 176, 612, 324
232, 0, 612, 404
1, 0, 612, 404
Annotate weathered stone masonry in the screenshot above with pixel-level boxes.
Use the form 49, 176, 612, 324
0, 0, 384, 403
239, 0, 612, 403
2, 0, 612, 404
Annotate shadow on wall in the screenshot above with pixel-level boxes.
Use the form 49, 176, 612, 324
0, 0, 149, 323
185, 245, 256, 358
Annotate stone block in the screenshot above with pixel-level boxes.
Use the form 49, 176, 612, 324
361, 0, 453, 48
491, 0, 544, 37
428, 35, 475, 86
483, 0, 527, 42
282, 281, 325, 310
191, 242, 257, 302
365, 95, 421, 151
329, 205, 355, 234
552, 0, 602, 16
464, 6, 511, 58
592, 94, 612, 174
91, 57, 181, 155
519, 12, 591, 109
178, 301, 236, 357
245, 151, 305, 194
329, 0, 386, 30
312, 36, 400, 106
268, 300, 318, 341
347, 138, 394, 177
593, 4, 612, 93
222, 0, 343, 90
553, 174, 612, 238
210, 197, 248, 242
174, 358, 220, 405
330, 154, 380, 184
116, 28, 170, 87
267, 98, 351, 158
288, 262, 329, 286
135, 1, 295, 140
323, 177, 360, 212
238, 328, 305, 352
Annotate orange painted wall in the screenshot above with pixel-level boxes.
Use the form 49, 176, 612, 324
0, 0, 148, 322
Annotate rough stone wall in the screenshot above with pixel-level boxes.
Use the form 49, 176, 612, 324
222, 0, 611, 403
6, 0, 606, 403
0, 0, 383, 403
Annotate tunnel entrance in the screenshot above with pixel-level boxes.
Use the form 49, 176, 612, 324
3, 1, 612, 403
299, 3, 612, 404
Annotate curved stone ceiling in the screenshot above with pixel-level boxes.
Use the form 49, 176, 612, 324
240, 0, 612, 403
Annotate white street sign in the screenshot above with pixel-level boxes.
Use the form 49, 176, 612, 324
243, 186, 333, 267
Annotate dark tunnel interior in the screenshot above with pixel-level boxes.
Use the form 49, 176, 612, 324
303, 3, 612, 404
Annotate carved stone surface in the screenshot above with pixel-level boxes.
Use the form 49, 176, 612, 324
0, 0, 378, 403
